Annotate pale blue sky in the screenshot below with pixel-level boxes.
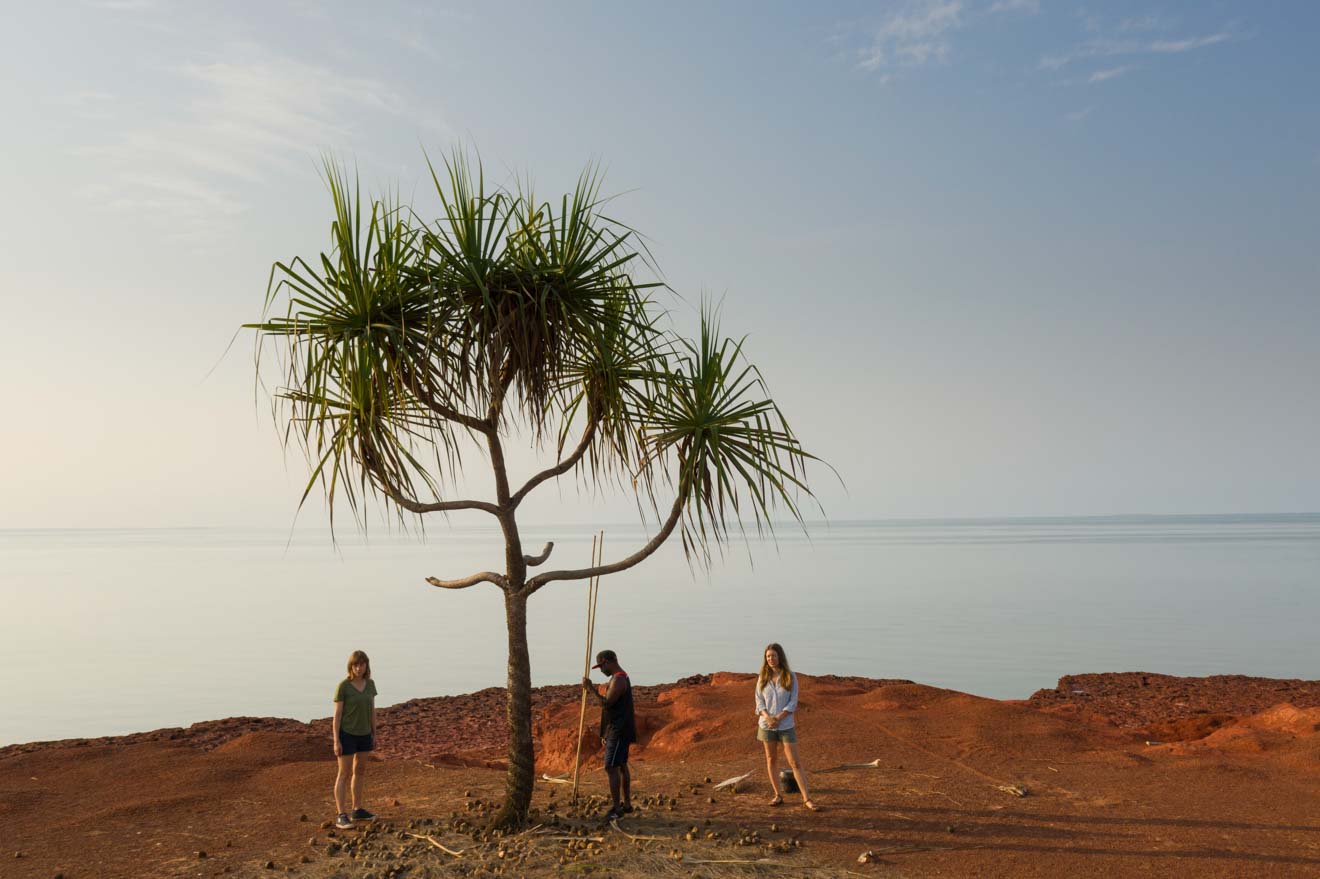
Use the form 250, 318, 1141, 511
1, 1, 1316, 529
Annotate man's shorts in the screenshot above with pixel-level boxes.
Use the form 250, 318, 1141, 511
756, 726, 798, 744
338, 729, 375, 755
602, 736, 630, 768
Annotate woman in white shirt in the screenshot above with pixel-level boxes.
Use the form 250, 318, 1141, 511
755, 643, 817, 810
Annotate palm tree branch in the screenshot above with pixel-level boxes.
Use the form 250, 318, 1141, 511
426, 571, 508, 590
510, 416, 599, 508
524, 486, 687, 595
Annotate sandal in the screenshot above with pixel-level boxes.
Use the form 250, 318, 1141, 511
768, 795, 783, 807
804, 800, 820, 811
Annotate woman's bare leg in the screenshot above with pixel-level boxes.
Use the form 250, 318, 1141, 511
334, 754, 353, 814
763, 740, 782, 803
783, 740, 813, 806
351, 752, 366, 811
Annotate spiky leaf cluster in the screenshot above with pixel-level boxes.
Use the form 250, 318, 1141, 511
248, 152, 820, 557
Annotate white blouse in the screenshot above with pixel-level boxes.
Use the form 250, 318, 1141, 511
754, 673, 799, 730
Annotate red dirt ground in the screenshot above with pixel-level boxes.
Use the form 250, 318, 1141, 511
5, 672, 1320, 877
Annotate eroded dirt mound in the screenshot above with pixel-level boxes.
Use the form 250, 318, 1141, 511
1243, 703, 1320, 736
1028, 672, 1320, 739
855, 681, 960, 711
1146, 713, 1237, 743
536, 673, 918, 773
212, 731, 331, 765
1165, 703, 1320, 756
0, 715, 313, 758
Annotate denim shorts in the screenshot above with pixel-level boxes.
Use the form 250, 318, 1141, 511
602, 737, 630, 768
338, 729, 375, 755
756, 726, 798, 744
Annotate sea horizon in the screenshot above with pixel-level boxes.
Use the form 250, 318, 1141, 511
6, 510, 1320, 531
5, 512, 1318, 747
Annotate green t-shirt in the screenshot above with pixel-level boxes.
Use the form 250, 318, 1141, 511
334, 678, 377, 736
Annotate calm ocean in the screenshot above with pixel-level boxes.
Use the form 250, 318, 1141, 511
4, 514, 1318, 747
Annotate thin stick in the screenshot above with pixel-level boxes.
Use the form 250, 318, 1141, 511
586, 533, 604, 758
571, 535, 596, 803
610, 819, 666, 841
866, 844, 957, 855
571, 533, 604, 803
404, 832, 463, 857
818, 758, 885, 773
588, 530, 603, 654
547, 835, 606, 843
930, 790, 964, 807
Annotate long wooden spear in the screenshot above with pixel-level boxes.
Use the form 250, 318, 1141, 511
571, 531, 604, 803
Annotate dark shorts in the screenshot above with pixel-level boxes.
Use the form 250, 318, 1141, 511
757, 726, 798, 744
338, 729, 375, 756
602, 737, 630, 768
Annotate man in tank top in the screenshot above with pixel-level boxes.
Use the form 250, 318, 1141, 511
583, 649, 636, 820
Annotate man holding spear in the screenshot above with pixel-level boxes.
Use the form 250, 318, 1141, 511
582, 649, 637, 821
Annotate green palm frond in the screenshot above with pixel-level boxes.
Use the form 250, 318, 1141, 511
550, 283, 669, 488
638, 304, 821, 564
419, 152, 660, 436
248, 151, 827, 547
246, 161, 461, 527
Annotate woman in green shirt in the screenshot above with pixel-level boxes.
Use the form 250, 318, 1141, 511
332, 650, 378, 829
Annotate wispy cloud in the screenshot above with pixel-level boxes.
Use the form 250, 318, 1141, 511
1040, 30, 1235, 70
1064, 106, 1093, 122
87, 0, 158, 9
989, 0, 1040, 14
55, 90, 119, 120
858, 0, 964, 73
75, 173, 245, 245
1119, 15, 1169, 32
75, 48, 449, 238
1148, 33, 1232, 53
1088, 64, 1135, 84
117, 171, 246, 215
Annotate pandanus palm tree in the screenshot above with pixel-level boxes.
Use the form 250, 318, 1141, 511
247, 152, 823, 828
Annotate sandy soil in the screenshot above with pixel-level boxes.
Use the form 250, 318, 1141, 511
4, 672, 1320, 878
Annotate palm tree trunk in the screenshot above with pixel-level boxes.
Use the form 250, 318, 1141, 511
492, 588, 535, 829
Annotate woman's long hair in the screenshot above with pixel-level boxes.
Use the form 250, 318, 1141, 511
346, 649, 372, 680
758, 643, 792, 690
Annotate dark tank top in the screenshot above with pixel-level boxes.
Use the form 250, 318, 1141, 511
599, 671, 637, 743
